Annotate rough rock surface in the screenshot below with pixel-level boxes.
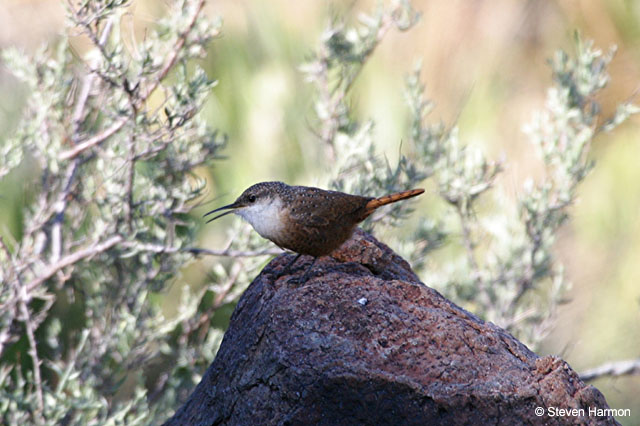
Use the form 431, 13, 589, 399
165, 229, 617, 425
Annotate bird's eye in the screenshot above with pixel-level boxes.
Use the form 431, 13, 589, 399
247, 194, 257, 203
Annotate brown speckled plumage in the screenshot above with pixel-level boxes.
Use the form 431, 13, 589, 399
274, 183, 374, 257
205, 182, 424, 281
204, 181, 424, 279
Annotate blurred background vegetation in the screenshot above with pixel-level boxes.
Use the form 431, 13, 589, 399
1, 0, 639, 423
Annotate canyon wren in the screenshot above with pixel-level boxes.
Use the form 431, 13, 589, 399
204, 181, 424, 281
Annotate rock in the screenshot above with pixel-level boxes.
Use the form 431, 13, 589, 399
165, 229, 618, 425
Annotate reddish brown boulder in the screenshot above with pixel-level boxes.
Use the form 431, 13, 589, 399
165, 229, 617, 425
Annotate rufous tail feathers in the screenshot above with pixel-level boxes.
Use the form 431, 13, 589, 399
364, 188, 424, 213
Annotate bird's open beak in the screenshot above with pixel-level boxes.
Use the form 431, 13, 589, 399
203, 202, 241, 223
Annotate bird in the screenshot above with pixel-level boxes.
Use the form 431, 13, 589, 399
204, 181, 424, 282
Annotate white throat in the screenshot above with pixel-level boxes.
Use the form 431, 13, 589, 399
235, 197, 285, 240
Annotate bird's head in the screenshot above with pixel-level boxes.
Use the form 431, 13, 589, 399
203, 182, 287, 238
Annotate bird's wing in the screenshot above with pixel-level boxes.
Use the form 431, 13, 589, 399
286, 191, 371, 229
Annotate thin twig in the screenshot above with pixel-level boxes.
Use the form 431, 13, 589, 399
0, 236, 18, 281
580, 359, 640, 382
213, 259, 244, 308
59, 0, 207, 162
71, 17, 115, 134
454, 201, 487, 298
509, 218, 545, 310
119, 241, 284, 257
124, 133, 136, 232
18, 286, 44, 417
341, 11, 393, 96
185, 257, 246, 342
26, 235, 123, 291
317, 8, 394, 154
51, 159, 80, 263
0, 237, 20, 358
137, 0, 207, 104
55, 329, 90, 396
59, 117, 128, 160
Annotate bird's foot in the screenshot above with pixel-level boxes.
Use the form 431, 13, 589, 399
286, 257, 318, 285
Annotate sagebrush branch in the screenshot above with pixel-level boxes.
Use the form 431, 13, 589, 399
58, 0, 207, 162
119, 241, 284, 257
580, 358, 640, 382
26, 236, 123, 291
59, 117, 127, 161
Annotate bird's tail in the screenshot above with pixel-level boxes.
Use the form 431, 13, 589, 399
364, 188, 424, 214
